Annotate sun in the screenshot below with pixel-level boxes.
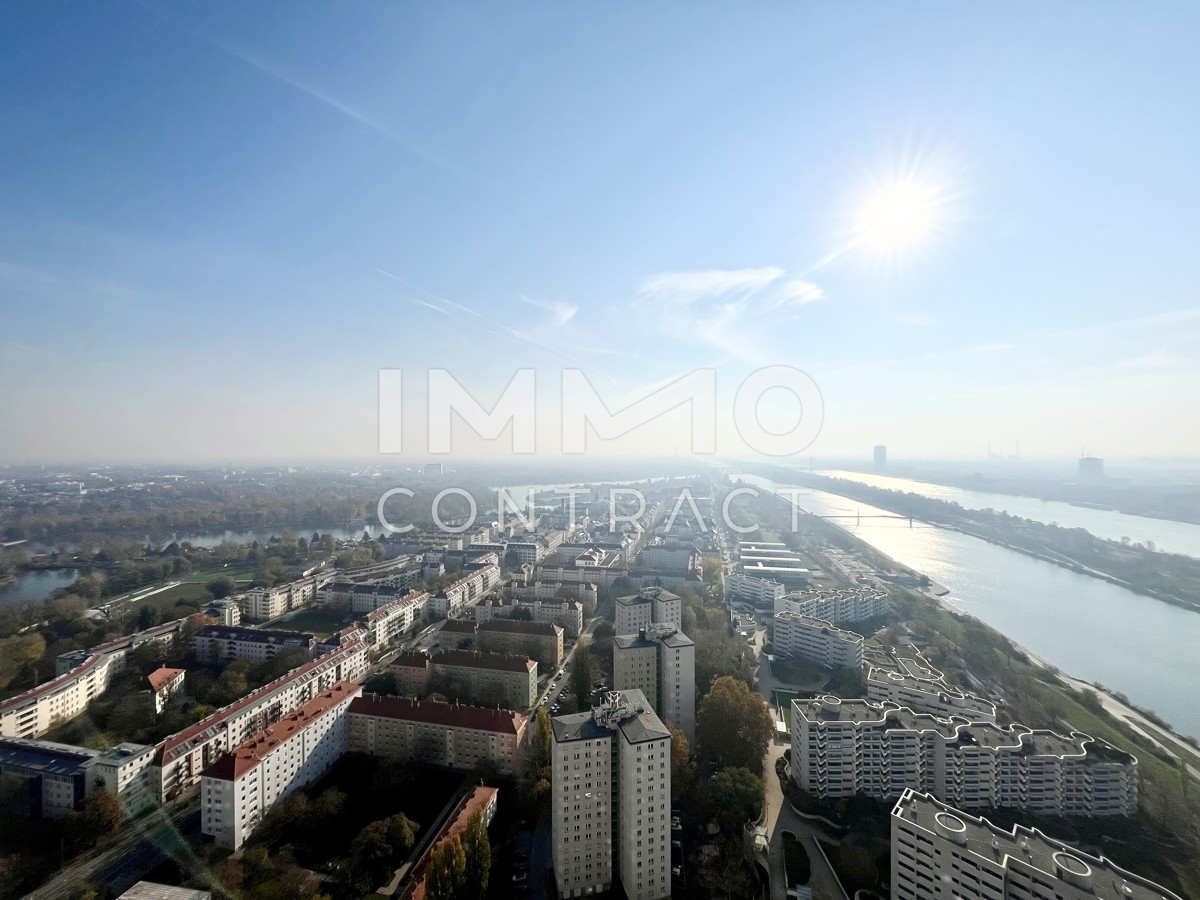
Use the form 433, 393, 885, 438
855, 179, 944, 256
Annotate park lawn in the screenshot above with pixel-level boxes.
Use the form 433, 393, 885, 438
770, 656, 828, 688
126, 581, 216, 616
775, 690, 802, 729
276, 606, 352, 638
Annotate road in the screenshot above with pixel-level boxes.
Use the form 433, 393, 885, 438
24, 798, 202, 900
751, 619, 845, 900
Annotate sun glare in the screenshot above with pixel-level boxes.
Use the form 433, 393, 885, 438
855, 179, 946, 259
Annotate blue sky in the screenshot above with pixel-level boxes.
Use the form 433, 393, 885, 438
1, 2, 1198, 462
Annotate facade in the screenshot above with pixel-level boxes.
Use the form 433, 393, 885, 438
83, 742, 157, 817
152, 639, 368, 801
737, 542, 811, 588
791, 697, 1138, 817
891, 790, 1180, 900
346, 694, 527, 776
725, 572, 786, 608
774, 587, 889, 625
0, 738, 98, 818
201, 681, 361, 850
1, 619, 183, 740
637, 544, 698, 575
613, 625, 696, 740
200, 599, 241, 626
194, 626, 314, 664
147, 667, 186, 715
429, 559, 501, 620
536, 564, 631, 589
478, 619, 564, 669
867, 650, 997, 723
398, 786, 499, 900
772, 612, 864, 669
237, 573, 324, 621
551, 690, 672, 900
388, 649, 537, 709
484, 592, 588, 636
362, 590, 427, 648
316, 581, 410, 613
615, 587, 681, 636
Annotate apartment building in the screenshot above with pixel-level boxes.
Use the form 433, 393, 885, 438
478, 619, 564, 669
1, 619, 183, 740
772, 612, 864, 670
551, 690, 672, 900
615, 587, 681, 636
478, 594, 586, 636
387, 649, 538, 710
316, 581, 409, 613
83, 742, 157, 817
867, 649, 997, 722
200, 599, 241, 626
891, 790, 1180, 900
774, 587, 889, 625
638, 544, 698, 575
151, 640, 367, 800
613, 625, 696, 741
429, 559, 502, 620
346, 694, 527, 776
791, 697, 1138, 817
726, 573, 786, 608
0, 738, 98, 818
147, 666, 186, 715
362, 590, 428, 648
201, 682, 362, 850
536, 564, 631, 589
238, 572, 325, 621
194, 626, 314, 664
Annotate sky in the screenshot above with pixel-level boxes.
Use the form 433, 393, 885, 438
1, 2, 1199, 464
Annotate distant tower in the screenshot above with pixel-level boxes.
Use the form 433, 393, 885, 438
1078, 454, 1104, 482
873, 445, 888, 471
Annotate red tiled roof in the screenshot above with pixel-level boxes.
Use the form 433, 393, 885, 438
147, 667, 185, 693
200, 681, 362, 782
435, 649, 536, 674
389, 651, 432, 670
479, 619, 562, 637
153, 641, 363, 766
349, 694, 527, 735
400, 786, 498, 900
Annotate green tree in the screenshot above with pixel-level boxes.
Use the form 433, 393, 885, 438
206, 576, 238, 599
697, 676, 774, 775
364, 672, 399, 696
388, 812, 417, 853
531, 707, 552, 768
348, 820, 394, 892
570, 640, 593, 707
462, 809, 491, 900
709, 766, 764, 831
426, 834, 467, 900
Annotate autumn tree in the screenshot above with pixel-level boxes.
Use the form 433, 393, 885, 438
670, 727, 693, 803
462, 809, 491, 900
697, 676, 774, 775
709, 766, 764, 831
425, 834, 467, 900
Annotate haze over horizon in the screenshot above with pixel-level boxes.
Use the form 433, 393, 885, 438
3, 3, 1199, 463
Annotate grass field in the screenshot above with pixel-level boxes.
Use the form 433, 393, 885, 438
274, 606, 351, 637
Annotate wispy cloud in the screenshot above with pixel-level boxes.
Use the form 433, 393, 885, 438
371, 268, 483, 318
631, 266, 825, 363
520, 294, 578, 328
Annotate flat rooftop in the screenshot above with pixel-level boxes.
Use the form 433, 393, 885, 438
894, 790, 1180, 900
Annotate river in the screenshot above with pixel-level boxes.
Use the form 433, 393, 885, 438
737, 473, 1200, 739
816, 468, 1200, 558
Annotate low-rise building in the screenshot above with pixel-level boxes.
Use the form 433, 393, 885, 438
347, 694, 527, 775
0, 738, 97, 818
725, 573, 786, 608
891, 789, 1180, 900
83, 742, 157, 817
478, 619, 563, 669
772, 612, 863, 669
147, 666, 186, 715
792, 697, 1137, 817
638, 544, 698, 575
200, 599, 241, 627
478, 593, 586, 636
194, 626, 314, 664
201, 682, 362, 850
